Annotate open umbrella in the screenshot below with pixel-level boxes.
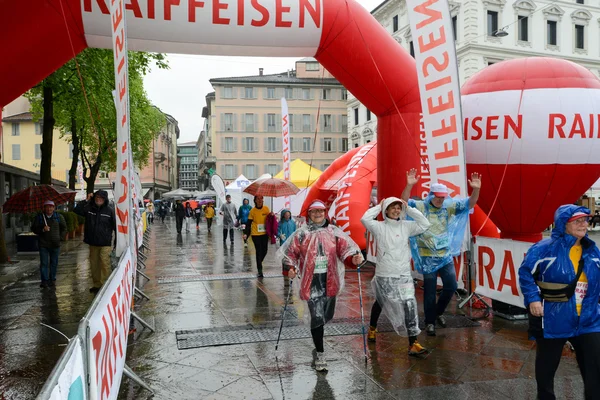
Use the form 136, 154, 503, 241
162, 188, 193, 199
243, 178, 300, 197
3, 185, 77, 213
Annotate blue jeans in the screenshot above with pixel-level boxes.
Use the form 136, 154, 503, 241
423, 262, 457, 324
40, 247, 60, 282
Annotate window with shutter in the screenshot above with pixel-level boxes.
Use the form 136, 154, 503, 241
267, 87, 275, 99
267, 137, 277, 152
245, 113, 254, 132
302, 88, 310, 100
224, 114, 233, 131
245, 87, 254, 98
35, 144, 41, 159
34, 122, 42, 135
288, 114, 294, 132
276, 114, 281, 131
323, 115, 332, 132
285, 88, 294, 99
11, 123, 20, 136
340, 138, 349, 152
302, 115, 310, 132
323, 138, 333, 152
224, 87, 233, 99
303, 138, 311, 152
69, 144, 74, 159
12, 144, 20, 160
342, 115, 348, 132
267, 114, 276, 132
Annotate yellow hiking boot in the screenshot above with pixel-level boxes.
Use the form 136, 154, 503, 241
367, 326, 377, 342
408, 341, 428, 357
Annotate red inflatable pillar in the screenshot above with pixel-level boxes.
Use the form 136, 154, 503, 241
315, 0, 423, 201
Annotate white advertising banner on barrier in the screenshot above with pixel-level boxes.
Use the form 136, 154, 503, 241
81, 0, 323, 56
474, 237, 531, 308
42, 337, 87, 400
111, 0, 132, 258
281, 98, 291, 211
87, 249, 134, 400
406, 0, 467, 198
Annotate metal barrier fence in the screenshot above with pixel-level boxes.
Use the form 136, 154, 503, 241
38, 213, 153, 399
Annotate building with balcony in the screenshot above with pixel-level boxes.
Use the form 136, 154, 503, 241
178, 141, 199, 191
198, 92, 216, 190
348, 0, 600, 146
207, 59, 349, 184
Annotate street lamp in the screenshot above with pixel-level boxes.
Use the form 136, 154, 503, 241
494, 28, 508, 37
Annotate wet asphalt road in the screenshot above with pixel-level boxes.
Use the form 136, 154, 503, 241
0, 217, 589, 399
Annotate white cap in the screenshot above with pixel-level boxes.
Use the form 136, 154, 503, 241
431, 183, 449, 198
308, 200, 327, 211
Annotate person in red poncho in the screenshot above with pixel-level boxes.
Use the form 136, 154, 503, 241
278, 200, 363, 372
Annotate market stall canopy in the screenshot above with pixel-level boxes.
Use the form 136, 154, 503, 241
192, 190, 217, 198
162, 188, 192, 199
274, 159, 322, 188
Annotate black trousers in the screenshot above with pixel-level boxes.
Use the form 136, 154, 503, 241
223, 228, 234, 242
195, 215, 201, 227
207, 218, 213, 231
252, 235, 269, 272
369, 300, 417, 345
176, 217, 183, 233
311, 326, 324, 352
536, 332, 600, 400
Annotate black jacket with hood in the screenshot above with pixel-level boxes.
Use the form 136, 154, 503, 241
75, 190, 116, 247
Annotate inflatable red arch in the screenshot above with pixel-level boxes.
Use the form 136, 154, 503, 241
1, 0, 423, 246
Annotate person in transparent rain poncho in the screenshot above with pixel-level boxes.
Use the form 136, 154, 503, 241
278, 200, 363, 372
361, 197, 431, 357
402, 169, 481, 337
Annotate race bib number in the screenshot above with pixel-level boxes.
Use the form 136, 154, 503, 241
433, 234, 449, 250
575, 281, 588, 305
257, 224, 266, 233
314, 256, 328, 274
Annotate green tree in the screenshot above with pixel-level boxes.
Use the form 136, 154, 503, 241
27, 49, 168, 193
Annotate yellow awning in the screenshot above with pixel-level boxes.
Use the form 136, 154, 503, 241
274, 159, 322, 188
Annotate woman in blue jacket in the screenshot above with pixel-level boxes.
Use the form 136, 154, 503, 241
519, 204, 600, 400
278, 209, 297, 299
238, 198, 252, 247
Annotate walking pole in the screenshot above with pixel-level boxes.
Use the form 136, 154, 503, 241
275, 279, 293, 352
356, 255, 368, 364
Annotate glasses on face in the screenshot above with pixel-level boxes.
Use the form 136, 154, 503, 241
310, 209, 325, 214
569, 218, 589, 225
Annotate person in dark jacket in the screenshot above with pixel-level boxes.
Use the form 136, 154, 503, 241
194, 204, 203, 230
31, 200, 67, 288
519, 205, 600, 400
174, 200, 185, 234
75, 190, 116, 293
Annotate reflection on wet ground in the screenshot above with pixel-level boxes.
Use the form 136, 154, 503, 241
0, 218, 587, 399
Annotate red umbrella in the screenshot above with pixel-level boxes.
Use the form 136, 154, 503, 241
243, 178, 300, 197
3, 185, 77, 213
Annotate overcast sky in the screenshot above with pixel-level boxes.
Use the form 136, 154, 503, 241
143, 0, 383, 144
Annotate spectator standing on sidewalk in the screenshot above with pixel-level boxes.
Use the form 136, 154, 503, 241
243, 195, 270, 277
220, 194, 238, 245
75, 191, 116, 294
31, 200, 67, 289
184, 202, 193, 232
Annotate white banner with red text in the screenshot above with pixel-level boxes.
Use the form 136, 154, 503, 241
84, 248, 134, 400
406, 0, 467, 198
38, 336, 87, 400
82, 0, 323, 56
474, 237, 531, 308
111, 0, 133, 258
365, 231, 465, 289
281, 98, 291, 210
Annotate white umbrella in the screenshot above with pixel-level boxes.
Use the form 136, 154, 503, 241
162, 188, 193, 199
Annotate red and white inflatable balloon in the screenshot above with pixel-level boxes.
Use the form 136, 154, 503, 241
463, 57, 600, 242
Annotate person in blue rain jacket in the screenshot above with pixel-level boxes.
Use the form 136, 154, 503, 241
519, 204, 600, 400
277, 209, 296, 246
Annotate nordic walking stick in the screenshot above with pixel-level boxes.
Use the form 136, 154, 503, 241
356, 255, 368, 364
275, 279, 293, 351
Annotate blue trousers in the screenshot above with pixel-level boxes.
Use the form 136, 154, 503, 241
423, 262, 457, 324
40, 247, 60, 282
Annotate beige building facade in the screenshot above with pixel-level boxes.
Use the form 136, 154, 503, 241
208, 59, 349, 183
2, 97, 79, 187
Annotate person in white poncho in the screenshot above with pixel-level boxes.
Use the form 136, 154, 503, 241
361, 197, 431, 357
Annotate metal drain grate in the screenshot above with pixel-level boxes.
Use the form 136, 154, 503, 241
175, 315, 479, 349
158, 271, 282, 284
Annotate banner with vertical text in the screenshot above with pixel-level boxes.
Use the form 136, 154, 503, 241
281, 98, 291, 211
111, 0, 132, 257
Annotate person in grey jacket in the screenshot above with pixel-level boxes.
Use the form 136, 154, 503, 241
31, 200, 67, 288
220, 194, 238, 245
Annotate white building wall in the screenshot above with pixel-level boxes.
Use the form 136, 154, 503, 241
347, 0, 600, 145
